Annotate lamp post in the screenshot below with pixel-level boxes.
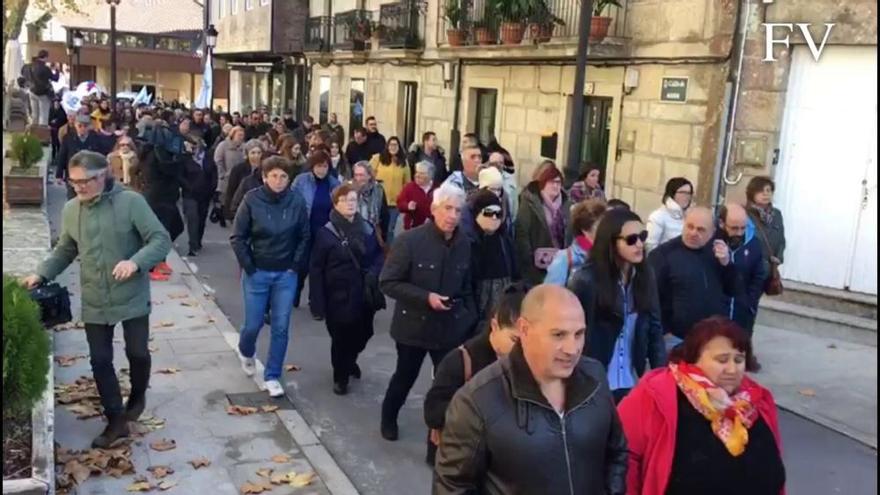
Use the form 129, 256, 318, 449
72, 29, 84, 88
65, 37, 74, 90
563, 0, 595, 187
107, 0, 121, 110
205, 24, 218, 111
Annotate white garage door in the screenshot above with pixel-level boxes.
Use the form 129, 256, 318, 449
775, 45, 877, 295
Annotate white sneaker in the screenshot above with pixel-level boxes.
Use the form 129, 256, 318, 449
265, 380, 284, 398
239, 354, 255, 376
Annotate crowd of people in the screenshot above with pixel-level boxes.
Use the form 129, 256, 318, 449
19, 68, 790, 491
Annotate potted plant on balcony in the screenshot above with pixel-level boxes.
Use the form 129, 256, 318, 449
493, 0, 530, 46
527, 0, 564, 43
443, 0, 467, 46
591, 0, 622, 42
472, 20, 496, 46
4, 130, 46, 206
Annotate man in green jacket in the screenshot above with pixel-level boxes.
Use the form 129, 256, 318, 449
22, 150, 172, 448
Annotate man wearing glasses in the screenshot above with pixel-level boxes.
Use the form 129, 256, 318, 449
22, 151, 171, 449
54, 113, 116, 198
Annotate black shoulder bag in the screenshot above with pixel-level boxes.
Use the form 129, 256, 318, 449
29, 282, 72, 328
326, 224, 386, 312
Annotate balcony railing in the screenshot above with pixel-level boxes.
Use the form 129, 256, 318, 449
440, 0, 628, 46
332, 9, 372, 51
378, 1, 423, 49
305, 16, 331, 52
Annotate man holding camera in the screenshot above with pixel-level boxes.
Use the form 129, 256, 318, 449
378, 183, 477, 442
22, 151, 171, 449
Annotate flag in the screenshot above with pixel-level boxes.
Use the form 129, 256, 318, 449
195, 54, 212, 110
132, 85, 149, 106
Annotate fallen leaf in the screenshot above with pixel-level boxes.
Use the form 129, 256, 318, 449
149, 438, 177, 452
158, 480, 178, 491
260, 405, 279, 413
284, 364, 301, 372
269, 472, 289, 485
207, 317, 216, 323
158, 320, 175, 327
155, 367, 181, 375
55, 354, 87, 367
241, 481, 269, 494
226, 405, 259, 416
827, 343, 838, 349
65, 459, 91, 485
126, 481, 152, 492
256, 467, 273, 478
798, 388, 817, 397
189, 457, 211, 469
180, 300, 197, 307
148, 465, 174, 478
167, 292, 189, 299
149, 345, 159, 353
289, 472, 316, 487
270, 454, 290, 464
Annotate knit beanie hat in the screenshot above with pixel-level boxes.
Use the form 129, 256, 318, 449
478, 166, 503, 190
470, 188, 502, 213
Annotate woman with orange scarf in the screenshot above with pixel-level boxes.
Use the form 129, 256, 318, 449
618, 316, 785, 495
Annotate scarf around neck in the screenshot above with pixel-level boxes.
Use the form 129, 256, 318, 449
540, 192, 564, 248
749, 202, 775, 226
330, 209, 366, 257
118, 149, 136, 184
669, 362, 759, 456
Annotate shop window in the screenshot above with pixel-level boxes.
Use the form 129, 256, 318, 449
399, 82, 418, 149
473, 88, 497, 145
319, 76, 331, 125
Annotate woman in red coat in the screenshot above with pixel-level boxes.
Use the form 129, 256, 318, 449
618, 316, 785, 495
396, 160, 435, 231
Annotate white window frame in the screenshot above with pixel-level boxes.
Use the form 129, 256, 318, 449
219, 0, 225, 18
246, 0, 254, 10
260, 0, 270, 6
231, 0, 238, 14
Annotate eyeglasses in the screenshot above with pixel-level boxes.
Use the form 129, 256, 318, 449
481, 207, 503, 219
67, 175, 101, 187
617, 230, 649, 246
675, 189, 693, 196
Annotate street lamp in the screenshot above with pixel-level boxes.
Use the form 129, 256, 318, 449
66, 36, 74, 89
205, 24, 218, 111
72, 29, 84, 88
106, 0, 121, 110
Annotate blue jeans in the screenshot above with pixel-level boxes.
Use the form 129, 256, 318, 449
387, 206, 399, 245
239, 269, 297, 381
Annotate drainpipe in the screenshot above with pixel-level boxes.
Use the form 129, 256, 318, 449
450, 58, 463, 161
714, 0, 750, 206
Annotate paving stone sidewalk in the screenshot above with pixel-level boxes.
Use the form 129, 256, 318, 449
51, 255, 347, 494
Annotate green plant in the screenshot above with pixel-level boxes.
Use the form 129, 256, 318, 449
9, 132, 44, 170
443, 0, 465, 29
2, 275, 50, 421
490, 0, 532, 22
593, 0, 623, 17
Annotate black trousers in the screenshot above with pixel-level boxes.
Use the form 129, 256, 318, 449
381, 343, 453, 424
84, 315, 151, 418
182, 197, 210, 252
612, 387, 632, 405
326, 311, 374, 385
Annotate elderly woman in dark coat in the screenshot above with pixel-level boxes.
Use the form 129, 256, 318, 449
309, 183, 384, 395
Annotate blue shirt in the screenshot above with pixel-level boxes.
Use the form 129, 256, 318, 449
607, 280, 637, 391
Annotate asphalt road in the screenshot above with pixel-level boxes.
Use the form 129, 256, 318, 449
46, 182, 878, 495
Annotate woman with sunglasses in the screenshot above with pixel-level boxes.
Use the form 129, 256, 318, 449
568, 208, 667, 403
468, 189, 520, 328
423, 281, 529, 466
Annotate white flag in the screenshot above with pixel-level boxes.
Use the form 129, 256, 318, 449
132, 85, 148, 106
195, 54, 212, 110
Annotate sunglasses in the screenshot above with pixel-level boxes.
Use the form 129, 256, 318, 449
481, 207, 503, 219
618, 230, 649, 246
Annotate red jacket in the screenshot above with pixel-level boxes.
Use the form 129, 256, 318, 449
396, 181, 434, 230
617, 368, 785, 495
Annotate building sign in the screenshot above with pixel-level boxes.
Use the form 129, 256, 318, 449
660, 77, 688, 103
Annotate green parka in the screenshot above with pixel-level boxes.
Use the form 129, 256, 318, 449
37, 179, 172, 324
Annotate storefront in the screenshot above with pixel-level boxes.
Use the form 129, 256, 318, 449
226, 59, 305, 117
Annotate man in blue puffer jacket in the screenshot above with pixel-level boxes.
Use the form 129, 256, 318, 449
716, 203, 768, 370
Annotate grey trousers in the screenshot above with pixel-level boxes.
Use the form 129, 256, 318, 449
28, 92, 51, 126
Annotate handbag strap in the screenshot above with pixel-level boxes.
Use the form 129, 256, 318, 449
749, 212, 774, 260
326, 222, 364, 273
459, 345, 473, 382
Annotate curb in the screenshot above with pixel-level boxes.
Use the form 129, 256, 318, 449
774, 402, 878, 450
168, 253, 360, 495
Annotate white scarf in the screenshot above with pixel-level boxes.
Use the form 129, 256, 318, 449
118, 150, 136, 184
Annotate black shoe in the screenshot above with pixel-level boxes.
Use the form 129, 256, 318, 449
333, 382, 348, 395
91, 415, 130, 449
263, 312, 271, 326
187, 250, 198, 257
124, 394, 146, 422
380, 420, 399, 441
350, 364, 361, 380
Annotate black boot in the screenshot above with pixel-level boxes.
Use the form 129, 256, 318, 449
125, 394, 146, 421
333, 382, 348, 395
350, 364, 361, 380
380, 418, 399, 441
92, 414, 130, 449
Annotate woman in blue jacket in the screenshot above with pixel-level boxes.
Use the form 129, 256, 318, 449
291, 150, 341, 315
231, 156, 310, 398
309, 183, 384, 395
567, 208, 667, 403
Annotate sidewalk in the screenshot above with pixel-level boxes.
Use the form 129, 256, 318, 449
51, 252, 357, 494
753, 324, 878, 448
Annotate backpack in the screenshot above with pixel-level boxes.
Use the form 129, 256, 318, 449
429, 346, 473, 446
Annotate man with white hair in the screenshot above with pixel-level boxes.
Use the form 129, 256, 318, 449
378, 183, 477, 442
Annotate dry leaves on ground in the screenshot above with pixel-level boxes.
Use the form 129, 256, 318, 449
256, 467, 273, 478
270, 454, 290, 464
241, 480, 274, 494
147, 465, 174, 478
53, 321, 86, 331
167, 292, 190, 299
149, 345, 160, 353
179, 300, 198, 307
126, 480, 152, 492
55, 354, 88, 367
798, 388, 817, 397
55, 444, 135, 492
268, 471, 317, 487
260, 405, 279, 413
189, 457, 211, 469
284, 364, 302, 372
149, 439, 177, 452
157, 480, 178, 491
227, 405, 259, 416
152, 320, 176, 329
154, 367, 181, 375
56, 376, 131, 420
